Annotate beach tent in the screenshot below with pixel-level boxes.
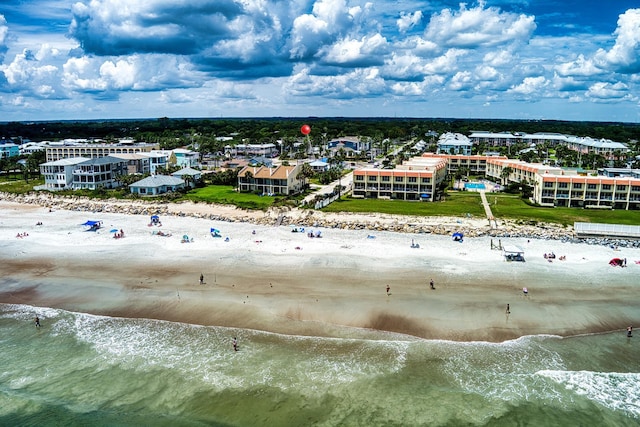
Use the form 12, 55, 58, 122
452, 232, 464, 242
210, 228, 222, 237
609, 258, 624, 267
82, 220, 102, 231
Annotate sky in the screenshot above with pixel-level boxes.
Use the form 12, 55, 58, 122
1, 0, 639, 123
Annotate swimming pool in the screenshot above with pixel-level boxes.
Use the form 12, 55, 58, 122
464, 182, 486, 190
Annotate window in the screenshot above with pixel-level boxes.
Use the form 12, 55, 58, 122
395, 176, 403, 182
558, 182, 568, 188
602, 184, 611, 190
421, 177, 431, 183
368, 176, 377, 182
573, 183, 582, 189
381, 176, 390, 182
587, 183, 596, 189
408, 177, 417, 183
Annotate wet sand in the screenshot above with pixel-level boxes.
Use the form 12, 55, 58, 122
1, 200, 638, 341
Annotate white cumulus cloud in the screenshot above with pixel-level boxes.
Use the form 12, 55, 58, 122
593, 8, 640, 73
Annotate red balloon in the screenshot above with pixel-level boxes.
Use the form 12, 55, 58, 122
301, 124, 311, 135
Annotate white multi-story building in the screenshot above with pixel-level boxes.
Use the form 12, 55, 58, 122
39, 157, 90, 190
45, 140, 158, 162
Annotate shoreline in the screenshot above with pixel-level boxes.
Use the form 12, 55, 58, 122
2, 198, 639, 342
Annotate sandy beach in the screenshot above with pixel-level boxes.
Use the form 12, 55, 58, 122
1, 200, 638, 342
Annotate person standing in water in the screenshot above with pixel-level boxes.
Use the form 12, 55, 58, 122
34, 316, 40, 328
627, 326, 633, 338
232, 337, 238, 351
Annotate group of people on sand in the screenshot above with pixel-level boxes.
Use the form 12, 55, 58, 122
15, 232, 29, 238
544, 252, 566, 262
112, 229, 125, 239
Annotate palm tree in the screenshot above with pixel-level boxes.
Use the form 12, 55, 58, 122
298, 162, 314, 190
500, 166, 514, 186
243, 170, 254, 192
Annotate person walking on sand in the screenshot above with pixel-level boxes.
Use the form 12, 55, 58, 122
199, 273, 204, 285
506, 304, 510, 315
386, 284, 390, 295
430, 279, 435, 290
34, 316, 40, 328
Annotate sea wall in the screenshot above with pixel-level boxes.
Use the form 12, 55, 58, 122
2, 192, 639, 248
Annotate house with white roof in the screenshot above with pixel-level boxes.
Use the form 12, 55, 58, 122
437, 133, 473, 155
129, 175, 186, 196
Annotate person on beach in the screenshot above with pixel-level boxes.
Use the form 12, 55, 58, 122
34, 316, 40, 328
506, 304, 510, 314
386, 285, 390, 295
628, 326, 633, 338
199, 273, 204, 285
430, 279, 435, 290
232, 337, 238, 351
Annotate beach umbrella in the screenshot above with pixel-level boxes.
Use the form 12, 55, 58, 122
110, 229, 119, 233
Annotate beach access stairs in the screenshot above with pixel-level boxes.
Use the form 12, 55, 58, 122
479, 191, 498, 230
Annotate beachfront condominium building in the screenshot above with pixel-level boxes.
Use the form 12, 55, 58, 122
39, 156, 127, 191
485, 157, 640, 210
352, 156, 448, 201
71, 156, 128, 190
45, 140, 159, 162
39, 157, 90, 190
237, 164, 304, 195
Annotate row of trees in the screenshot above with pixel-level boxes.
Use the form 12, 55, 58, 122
0, 151, 45, 182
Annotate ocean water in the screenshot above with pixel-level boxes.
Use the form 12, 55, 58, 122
2, 303, 638, 426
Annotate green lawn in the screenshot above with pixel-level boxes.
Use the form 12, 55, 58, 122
180, 185, 274, 210
322, 191, 640, 226
0, 177, 44, 194
322, 192, 486, 218
488, 193, 640, 226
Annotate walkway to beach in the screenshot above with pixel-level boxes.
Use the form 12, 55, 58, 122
302, 171, 353, 206
479, 190, 498, 229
